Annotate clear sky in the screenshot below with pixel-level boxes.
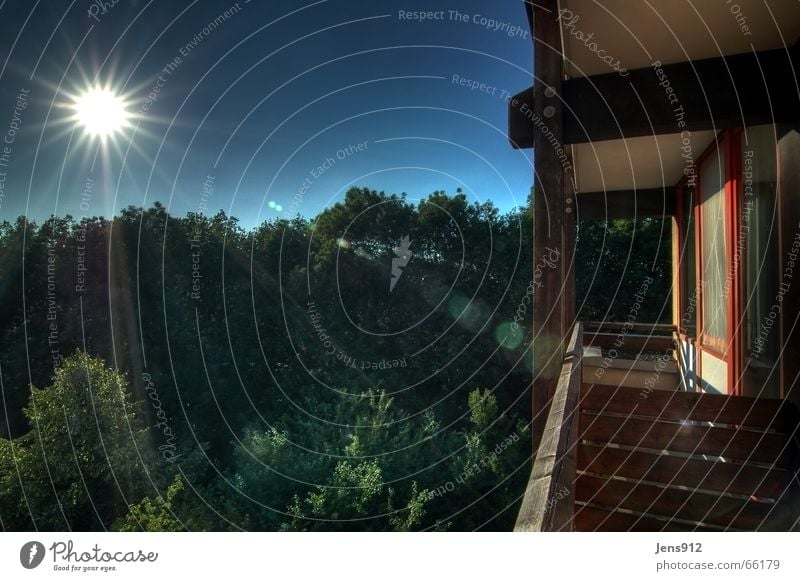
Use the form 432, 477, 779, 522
0, 0, 533, 229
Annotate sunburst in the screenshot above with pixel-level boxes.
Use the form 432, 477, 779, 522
71, 87, 131, 139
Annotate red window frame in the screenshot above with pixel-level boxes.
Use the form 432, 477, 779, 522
694, 133, 732, 357
676, 131, 743, 394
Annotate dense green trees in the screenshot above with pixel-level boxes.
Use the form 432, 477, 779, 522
576, 218, 672, 323
0, 187, 669, 530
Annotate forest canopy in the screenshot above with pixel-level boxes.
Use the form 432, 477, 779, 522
0, 187, 670, 531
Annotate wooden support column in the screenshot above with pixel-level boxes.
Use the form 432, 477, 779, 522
563, 164, 576, 343
531, 0, 568, 449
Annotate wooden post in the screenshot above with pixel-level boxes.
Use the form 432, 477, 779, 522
778, 125, 800, 407
563, 163, 576, 345
531, 0, 568, 449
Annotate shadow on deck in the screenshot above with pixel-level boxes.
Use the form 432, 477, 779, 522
515, 323, 800, 532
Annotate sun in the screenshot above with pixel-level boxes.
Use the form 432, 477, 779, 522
72, 87, 131, 138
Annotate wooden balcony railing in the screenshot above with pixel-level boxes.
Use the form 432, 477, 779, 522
514, 322, 583, 532
514, 320, 800, 531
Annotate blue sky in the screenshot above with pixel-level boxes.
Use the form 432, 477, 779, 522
0, 0, 533, 229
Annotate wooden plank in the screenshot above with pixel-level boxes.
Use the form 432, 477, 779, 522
516, 324, 583, 532
577, 444, 791, 499
508, 86, 534, 149
583, 332, 675, 353
579, 413, 790, 466
577, 188, 676, 220
581, 383, 793, 431
565, 320, 582, 356
573, 503, 723, 532
582, 366, 681, 391
509, 46, 800, 148
584, 321, 677, 334
576, 474, 776, 530
582, 357, 678, 374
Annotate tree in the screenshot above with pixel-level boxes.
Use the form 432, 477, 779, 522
0, 352, 154, 530
576, 218, 671, 323
115, 475, 185, 532
0, 192, 669, 532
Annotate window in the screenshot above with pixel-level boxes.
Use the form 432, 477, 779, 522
699, 150, 727, 349
742, 125, 780, 397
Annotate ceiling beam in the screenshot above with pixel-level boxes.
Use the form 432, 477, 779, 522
510, 46, 800, 148
576, 187, 676, 220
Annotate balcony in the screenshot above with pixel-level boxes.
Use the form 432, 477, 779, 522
515, 323, 800, 532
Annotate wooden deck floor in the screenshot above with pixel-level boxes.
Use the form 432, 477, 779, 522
573, 384, 800, 531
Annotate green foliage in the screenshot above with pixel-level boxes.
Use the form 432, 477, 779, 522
0, 188, 668, 531
468, 389, 499, 431
116, 475, 185, 532
576, 218, 672, 323
0, 353, 154, 530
